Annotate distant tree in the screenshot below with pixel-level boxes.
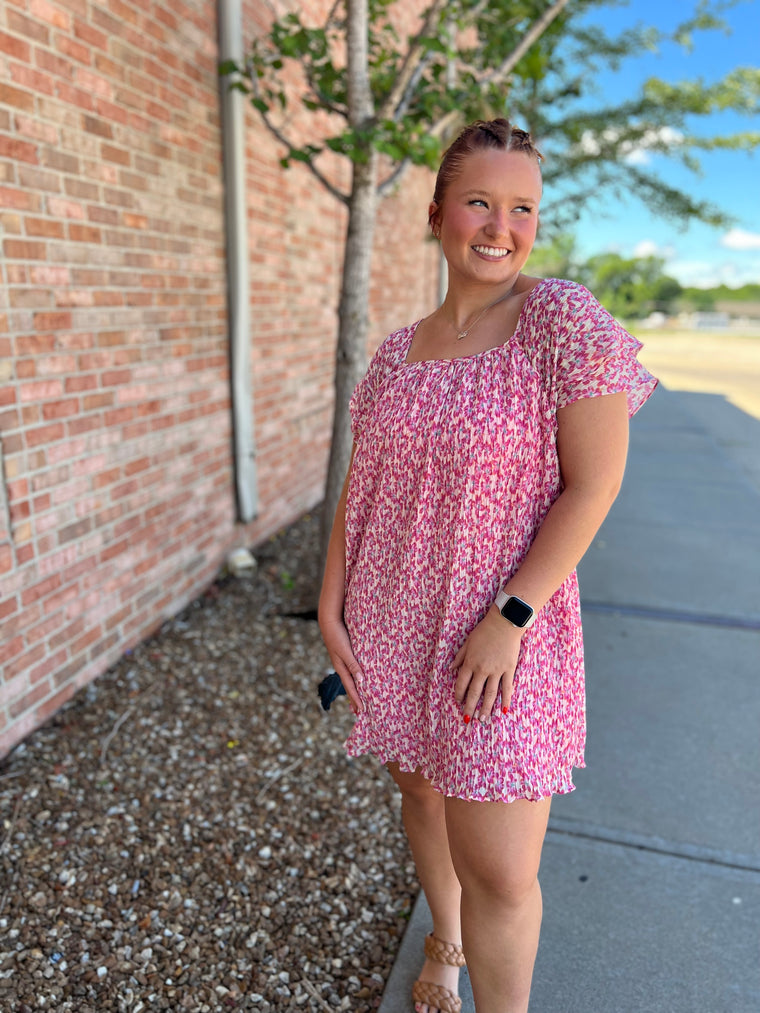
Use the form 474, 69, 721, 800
650, 274, 683, 313
525, 233, 581, 280
224, 0, 760, 566
579, 252, 682, 318
682, 288, 717, 312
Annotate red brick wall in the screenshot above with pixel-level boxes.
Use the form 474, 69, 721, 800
0, 0, 439, 757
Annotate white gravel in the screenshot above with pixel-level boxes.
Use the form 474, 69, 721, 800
0, 512, 417, 1012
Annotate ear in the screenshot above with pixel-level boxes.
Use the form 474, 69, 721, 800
428, 201, 441, 239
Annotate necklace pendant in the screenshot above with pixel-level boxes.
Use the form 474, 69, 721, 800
457, 331, 467, 340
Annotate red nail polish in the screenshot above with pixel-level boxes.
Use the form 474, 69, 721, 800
502, 706, 509, 714
463, 714, 470, 724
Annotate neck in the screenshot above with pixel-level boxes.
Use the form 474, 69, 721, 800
446, 277, 519, 317
444, 278, 520, 338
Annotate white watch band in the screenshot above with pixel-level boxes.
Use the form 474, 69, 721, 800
494, 590, 537, 629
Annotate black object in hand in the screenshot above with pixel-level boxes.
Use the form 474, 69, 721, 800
317, 671, 347, 711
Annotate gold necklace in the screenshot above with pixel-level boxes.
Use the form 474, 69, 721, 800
450, 286, 516, 340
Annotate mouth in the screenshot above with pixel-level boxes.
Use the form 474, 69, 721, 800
473, 244, 511, 258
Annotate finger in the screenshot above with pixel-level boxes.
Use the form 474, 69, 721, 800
500, 672, 515, 714
334, 662, 363, 714
454, 666, 473, 705
477, 677, 501, 722
462, 674, 488, 724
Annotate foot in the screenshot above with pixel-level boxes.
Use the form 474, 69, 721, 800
413, 955, 461, 1013
413, 934, 465, 1013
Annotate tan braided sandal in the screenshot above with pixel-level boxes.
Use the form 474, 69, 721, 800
412, 932, 466, 1013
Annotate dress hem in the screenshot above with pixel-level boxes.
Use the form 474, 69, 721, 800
345, 738, 585, 804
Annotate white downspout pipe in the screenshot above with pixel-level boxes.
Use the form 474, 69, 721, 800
218, 0, 258, 521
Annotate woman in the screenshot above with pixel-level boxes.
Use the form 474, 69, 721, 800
319, 119, 656, 1013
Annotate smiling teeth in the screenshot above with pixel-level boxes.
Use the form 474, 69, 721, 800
474, 245, 510, 256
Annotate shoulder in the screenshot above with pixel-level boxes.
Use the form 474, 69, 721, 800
527, 278, 601, 317
368, 320, 418, 369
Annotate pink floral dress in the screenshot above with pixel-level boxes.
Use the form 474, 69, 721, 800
343, 279, 657, 802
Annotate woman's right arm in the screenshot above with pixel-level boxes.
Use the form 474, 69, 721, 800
318, 446, 363, 714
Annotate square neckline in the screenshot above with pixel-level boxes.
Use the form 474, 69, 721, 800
403, 279, 548, 366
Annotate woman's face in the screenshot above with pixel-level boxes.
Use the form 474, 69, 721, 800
431, 148, 542, 287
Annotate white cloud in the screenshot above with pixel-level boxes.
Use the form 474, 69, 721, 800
720, 228, 760, 251
632, 239, 676, 260
633, 239, 659, 257
667, 257, 760, 289
575, 126, 684, 166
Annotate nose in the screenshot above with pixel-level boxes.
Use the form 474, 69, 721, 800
484, 205, 509, 239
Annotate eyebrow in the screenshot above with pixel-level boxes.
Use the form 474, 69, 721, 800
462, 189, 538, 204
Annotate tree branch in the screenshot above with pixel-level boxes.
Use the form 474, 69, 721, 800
427, 0, 576, 142
377, 0, 449, 121
256, 106, 350, 204
481, 0, 572, 87
377, 157, 412, 197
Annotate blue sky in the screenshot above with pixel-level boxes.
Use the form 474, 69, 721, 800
558, 0, 759, 288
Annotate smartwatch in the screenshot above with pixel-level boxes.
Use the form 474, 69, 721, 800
494, 590, 536, 629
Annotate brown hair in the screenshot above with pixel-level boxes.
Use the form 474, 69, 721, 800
431, 119, 542, 222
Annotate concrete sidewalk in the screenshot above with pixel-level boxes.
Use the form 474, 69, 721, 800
379, 385, 760, 1013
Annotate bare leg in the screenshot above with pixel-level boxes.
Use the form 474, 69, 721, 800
445, 795, 551, 1013
388, 764, 462, 1013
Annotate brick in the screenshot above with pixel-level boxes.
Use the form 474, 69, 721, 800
0, 30, 31, 61
9, 63, 56, 97
64, 177, 99, 200
0, 544, 13, 577
55, 33, 91, 66
42, 397, 80, 420
0, 134, 39, 164
9, 677, 50, 718
4, 238, 47, 259
54, 81, 95, 111
101, 142, 131, 166
1, 185, 42, 210
35, 682, 76, 726
43, 149, 79, 174
46, 197, 85, 219
73, 17, 108, 51
25, 217, 65, 238
58, 517, 91, 544
82, 114, 113, 139
65, 373, 97, 393
25, 421, 65, 447
6, 10, 51, 46
29, 0, 70, 30
68, 223, 101, 243
33, 310, 72, 331
15, 332, 56, 354
0, 82, 35, 111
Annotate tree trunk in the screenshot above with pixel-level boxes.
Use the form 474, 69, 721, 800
318, 153, 378, 578
317, 0, 377, 580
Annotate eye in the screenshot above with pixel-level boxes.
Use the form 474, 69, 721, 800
513, 205, 533, 214
468, 198, 488, 208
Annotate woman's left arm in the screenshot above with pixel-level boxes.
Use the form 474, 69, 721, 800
454, 390, 630, 722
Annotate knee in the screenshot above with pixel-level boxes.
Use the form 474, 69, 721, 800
465, 864, 540, 910
449, 843, 541, 909
389, 765, 444, 816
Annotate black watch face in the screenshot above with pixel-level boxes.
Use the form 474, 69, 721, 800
501, 597, 533, 627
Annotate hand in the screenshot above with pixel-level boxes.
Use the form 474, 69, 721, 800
318, 616, 363, 715
453, 606, 523, 724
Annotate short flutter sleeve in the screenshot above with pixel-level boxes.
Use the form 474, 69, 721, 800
349, 324, 414, 439
538, 280, 657, 417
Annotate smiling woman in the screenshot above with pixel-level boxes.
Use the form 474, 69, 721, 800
318, 118, 657, 1013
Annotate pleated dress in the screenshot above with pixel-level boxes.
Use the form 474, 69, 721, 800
342, 279, 657, 802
